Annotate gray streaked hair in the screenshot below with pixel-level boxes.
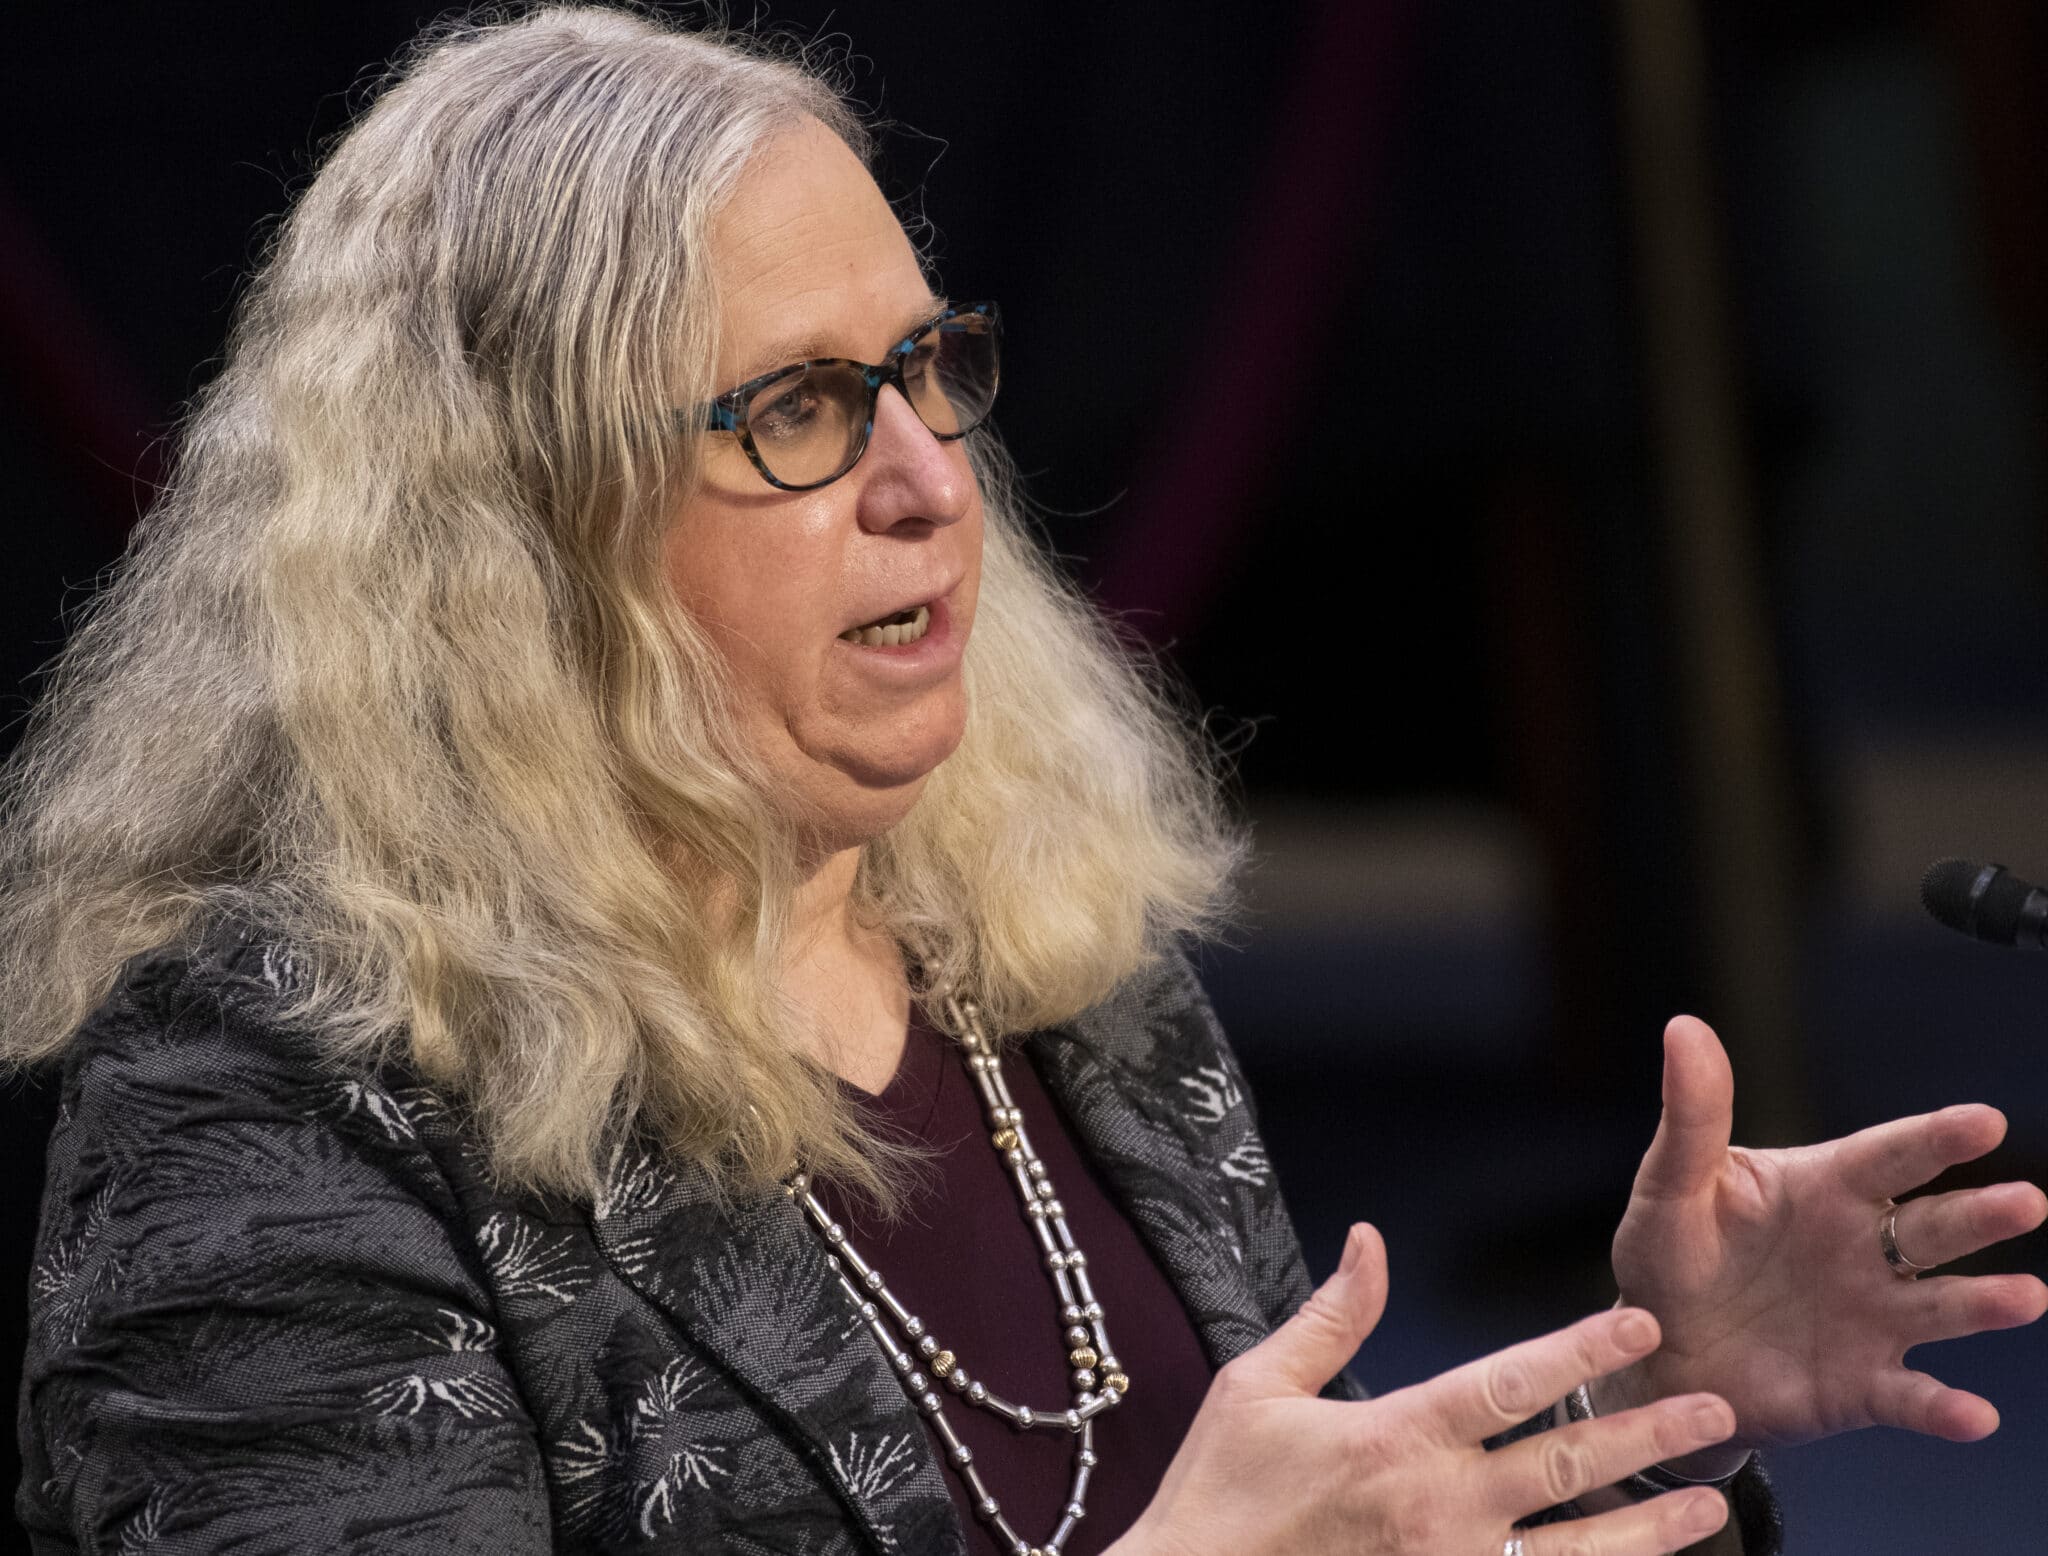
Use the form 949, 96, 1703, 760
0, 3, 1239, 1204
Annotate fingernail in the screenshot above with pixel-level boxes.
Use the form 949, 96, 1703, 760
1615, 1310, 1655, 1351
1688, 1491, 1728, 1534
1692, 1399, 1733, 1439
1339, 1224, 1363, 1277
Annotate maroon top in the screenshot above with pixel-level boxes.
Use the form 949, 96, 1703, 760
814, 1013, 1214, 1555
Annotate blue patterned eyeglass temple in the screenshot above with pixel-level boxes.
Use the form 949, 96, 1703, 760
692, 301, 1001, 492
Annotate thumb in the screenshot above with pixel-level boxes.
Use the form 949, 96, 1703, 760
1632, 1014, 1734, 1202
1236, 1222, 1388, 1397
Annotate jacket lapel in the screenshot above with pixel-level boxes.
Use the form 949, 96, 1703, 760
587, 1144, 963, 1555
1025, 951, 1284, 1372
582, 949, 1289, 1554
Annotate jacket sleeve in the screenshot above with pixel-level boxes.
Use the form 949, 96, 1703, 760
17, 952, 552, 1555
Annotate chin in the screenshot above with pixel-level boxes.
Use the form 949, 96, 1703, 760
809, 729, 963, 849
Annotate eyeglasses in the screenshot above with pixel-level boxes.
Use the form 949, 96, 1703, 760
693, 301, 1001, 491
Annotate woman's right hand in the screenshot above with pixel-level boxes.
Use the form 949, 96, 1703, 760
1111, 1223, 1738, 1556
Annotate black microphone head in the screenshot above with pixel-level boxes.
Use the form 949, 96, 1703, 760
1921, 858, 2042, 947
1920, 857, 1987, 935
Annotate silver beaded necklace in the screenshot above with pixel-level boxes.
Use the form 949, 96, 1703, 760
786, 992, 1131, 1556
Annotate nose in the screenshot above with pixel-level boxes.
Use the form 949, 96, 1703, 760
852, 383, 974, 533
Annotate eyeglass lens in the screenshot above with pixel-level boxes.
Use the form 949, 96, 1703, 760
743, 313, 998, 488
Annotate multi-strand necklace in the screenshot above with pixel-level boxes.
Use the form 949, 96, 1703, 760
787, 992, 1130, 1556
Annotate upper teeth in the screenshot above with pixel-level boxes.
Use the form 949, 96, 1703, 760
841, 604, 931, 647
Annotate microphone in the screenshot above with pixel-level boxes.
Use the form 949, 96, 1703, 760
1920, 859, 2048, 951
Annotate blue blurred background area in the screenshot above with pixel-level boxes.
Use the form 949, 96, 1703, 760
3, 1, 2044, 1549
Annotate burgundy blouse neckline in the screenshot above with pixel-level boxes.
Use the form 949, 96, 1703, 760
812, 1008, 1215, 1555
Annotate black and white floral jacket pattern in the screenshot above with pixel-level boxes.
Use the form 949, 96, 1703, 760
18, 924, 1781, 1554
18, 926, 1343, 1554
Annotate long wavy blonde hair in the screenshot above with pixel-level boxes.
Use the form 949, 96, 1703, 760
0, 3, 1238, 1203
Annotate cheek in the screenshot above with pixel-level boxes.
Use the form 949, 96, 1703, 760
664, 509, 839, 715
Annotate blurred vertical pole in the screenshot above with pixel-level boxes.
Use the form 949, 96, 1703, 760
1938, 0, 2048, 592
1609, 1, 1810, 1142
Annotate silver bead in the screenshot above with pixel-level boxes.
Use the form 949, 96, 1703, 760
920, 1391, 942, 1414
952, 1444, 974, 1466
969, 1382, 987, 1402
1083, 1302, 1103, 1321
1006, 1148, 1025, 1165
948, 1368, 971, 1391
864, 1269, 885, 1290
825, 1223, 845, 1244
907, 1372, 928, 1393
977, 1496, 1000, 1520
1100, 1385, 1121, 1404
1065, 1325, 1090, 1347
1026, 1201, 1048, 1219
1045, 1251, 1067, 1270
1078, 1448, 1098, 1468
1065, 1408, 1081, 1430
1017, 1406, 1034, 1427
1027, 1159, 1048, 1179
1066, 1502, 1085, 1521
860, 1302, 878, 1319
904, 1316, 925, 1338
1072, 1368, 1096, 1390
919, 1335, 939, 1356
1061, 1305, 1084, 1324
1067, 1250, 1087, 1268
1045, 1200, 1065, 1218
1035, 1180, 1055, 1198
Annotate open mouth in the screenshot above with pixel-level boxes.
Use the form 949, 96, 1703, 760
838, 604, 932, 647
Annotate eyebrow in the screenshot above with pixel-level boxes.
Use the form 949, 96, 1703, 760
731, 295, 950, 385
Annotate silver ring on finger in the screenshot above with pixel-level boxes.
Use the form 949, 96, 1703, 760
1879, 1200, 1937, 1279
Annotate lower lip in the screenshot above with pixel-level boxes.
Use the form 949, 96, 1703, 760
833, 595, 961, 678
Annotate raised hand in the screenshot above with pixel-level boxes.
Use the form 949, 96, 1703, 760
1606, 1015, 2048, 1459
1113, 1223, 1738, 1556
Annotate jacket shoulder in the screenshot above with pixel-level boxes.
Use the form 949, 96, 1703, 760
21, 923, 546, 1551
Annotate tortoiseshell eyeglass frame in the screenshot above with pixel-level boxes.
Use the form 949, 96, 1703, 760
690, 301, 1001, 492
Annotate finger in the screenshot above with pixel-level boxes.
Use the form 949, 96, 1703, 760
1900, 1272, 2048, 1345
1892, 1181, 2048, 1270
1870, 1365, 2001, 1442
1834, 1104, 2009, 1201
1487, 1392, 1733, 1520
1410, 1306, 1663, 1445
1630, 1016, 1732, 1203
1231, 1222, 1389, 1397
1522, 1486, 1730, 1556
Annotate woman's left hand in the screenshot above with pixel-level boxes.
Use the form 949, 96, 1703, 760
1602, 1015, 2048, 1470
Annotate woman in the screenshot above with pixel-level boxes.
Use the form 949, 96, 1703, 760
6, 8, 2043, 1554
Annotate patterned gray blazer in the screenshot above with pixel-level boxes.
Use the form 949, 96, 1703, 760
18, 923, 1780, 1553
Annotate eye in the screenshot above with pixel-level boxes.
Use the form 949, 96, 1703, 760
902, 339, 942, 387
749, 374, 823, 441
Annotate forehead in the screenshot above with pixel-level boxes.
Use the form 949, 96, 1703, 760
709, 116, 936, 380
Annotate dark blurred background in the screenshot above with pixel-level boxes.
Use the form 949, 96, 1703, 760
4, 1, 2045, 1548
